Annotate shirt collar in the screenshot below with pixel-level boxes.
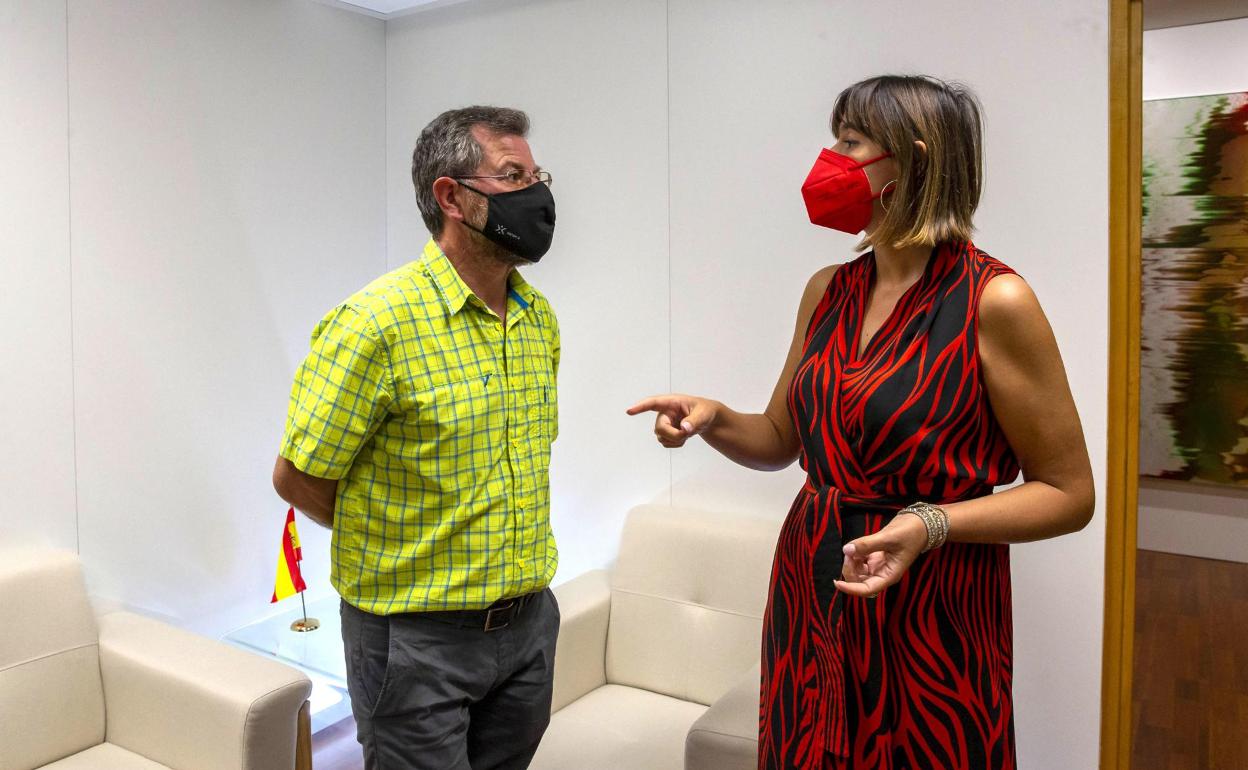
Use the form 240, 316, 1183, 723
422, 239, 537, 318
507, 269, 536, 313
422, 240, 474, 315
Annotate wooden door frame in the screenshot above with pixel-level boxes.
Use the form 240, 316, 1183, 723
1101, 1, 1142, 768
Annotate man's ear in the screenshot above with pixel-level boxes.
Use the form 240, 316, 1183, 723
433, 177, 467, 224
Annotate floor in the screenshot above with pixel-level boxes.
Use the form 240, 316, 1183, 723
313, 550, 1248, 770
1130, 549, 1248, 770
312, 715, 363, 770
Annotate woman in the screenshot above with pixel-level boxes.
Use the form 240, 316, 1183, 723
628, 75, 1094, 769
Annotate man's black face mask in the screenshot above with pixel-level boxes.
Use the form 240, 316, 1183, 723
457, 180, 556, 263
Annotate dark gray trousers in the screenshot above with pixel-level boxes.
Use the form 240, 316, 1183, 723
340, 590, 560, 770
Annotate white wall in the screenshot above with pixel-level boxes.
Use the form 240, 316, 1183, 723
386, 2, 1109, 767
1144, 16, 1248, 99
0, 0, 78, 551
68, 0, 386, 635
1137, 478, 1248, 562
0, 0, 386, 636
1140, 17, 1248, 563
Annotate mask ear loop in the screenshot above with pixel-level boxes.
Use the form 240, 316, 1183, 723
877, 179, 898, 211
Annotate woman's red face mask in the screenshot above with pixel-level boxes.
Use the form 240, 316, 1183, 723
801, 149, 893, 235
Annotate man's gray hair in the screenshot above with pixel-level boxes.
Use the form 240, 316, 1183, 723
411, 106, 530, 237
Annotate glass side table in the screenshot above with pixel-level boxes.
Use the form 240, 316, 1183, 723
224, 594, 353, 733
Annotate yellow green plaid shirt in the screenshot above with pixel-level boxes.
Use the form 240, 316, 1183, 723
280, 240, 559, 613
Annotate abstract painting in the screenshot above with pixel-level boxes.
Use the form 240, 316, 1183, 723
1140, 91, 1248, 486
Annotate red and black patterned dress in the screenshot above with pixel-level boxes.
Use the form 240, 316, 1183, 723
759, 241, 1022, 769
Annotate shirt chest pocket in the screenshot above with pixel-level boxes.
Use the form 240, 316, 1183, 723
409, 373, 504, 453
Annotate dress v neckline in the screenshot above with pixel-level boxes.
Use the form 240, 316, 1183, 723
852, 245, 940, 363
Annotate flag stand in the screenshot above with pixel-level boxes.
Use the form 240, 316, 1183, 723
274, 506, 318, 631
291, 592, 320, 632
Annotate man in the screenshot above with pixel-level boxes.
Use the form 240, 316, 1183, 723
273, 106, 561, 770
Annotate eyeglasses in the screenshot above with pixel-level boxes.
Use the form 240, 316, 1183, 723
455, 169, 553, 188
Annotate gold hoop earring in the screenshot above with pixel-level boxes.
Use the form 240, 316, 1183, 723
879, 179, 897, 212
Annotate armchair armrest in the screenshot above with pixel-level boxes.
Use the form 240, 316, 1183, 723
549, 569, 611, 713
685, 663, 760, 770
97, 611, 312, 770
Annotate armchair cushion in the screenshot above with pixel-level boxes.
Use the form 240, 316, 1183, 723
606, 506, 779, 705
684, 664, 760, 770
533, 685, 707, 770
38, 744, 169, 769
536, 506, 780, 770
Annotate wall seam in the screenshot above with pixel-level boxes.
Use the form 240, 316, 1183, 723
665, 0, 673, 506
383, 16, 390, 271
65, 0, 82, 554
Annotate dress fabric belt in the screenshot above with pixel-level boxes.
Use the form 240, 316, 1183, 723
795, 477, 904, 759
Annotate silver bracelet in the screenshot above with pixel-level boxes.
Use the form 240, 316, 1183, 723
899, 502, 950, 552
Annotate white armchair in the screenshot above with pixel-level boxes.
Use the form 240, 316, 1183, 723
532, 505, 781, 770
0, 550, 313, 770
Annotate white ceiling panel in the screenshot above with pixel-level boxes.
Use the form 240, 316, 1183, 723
313, 0, 479, 20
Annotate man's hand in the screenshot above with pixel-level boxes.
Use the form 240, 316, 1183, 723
272, 457, 338, 528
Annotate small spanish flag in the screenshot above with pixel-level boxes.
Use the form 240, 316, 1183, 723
271, 507, 307, 603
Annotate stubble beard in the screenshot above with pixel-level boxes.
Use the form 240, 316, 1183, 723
466, 198, 525, 268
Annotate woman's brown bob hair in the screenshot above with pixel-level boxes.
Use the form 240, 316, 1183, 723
831, 75, 984, 250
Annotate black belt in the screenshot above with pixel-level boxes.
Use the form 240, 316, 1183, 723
415, 590, 544, 632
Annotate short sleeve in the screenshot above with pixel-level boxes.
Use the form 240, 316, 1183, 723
279, 304, 394, 480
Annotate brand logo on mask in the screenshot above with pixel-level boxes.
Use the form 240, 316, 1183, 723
495, 224, 519, 241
